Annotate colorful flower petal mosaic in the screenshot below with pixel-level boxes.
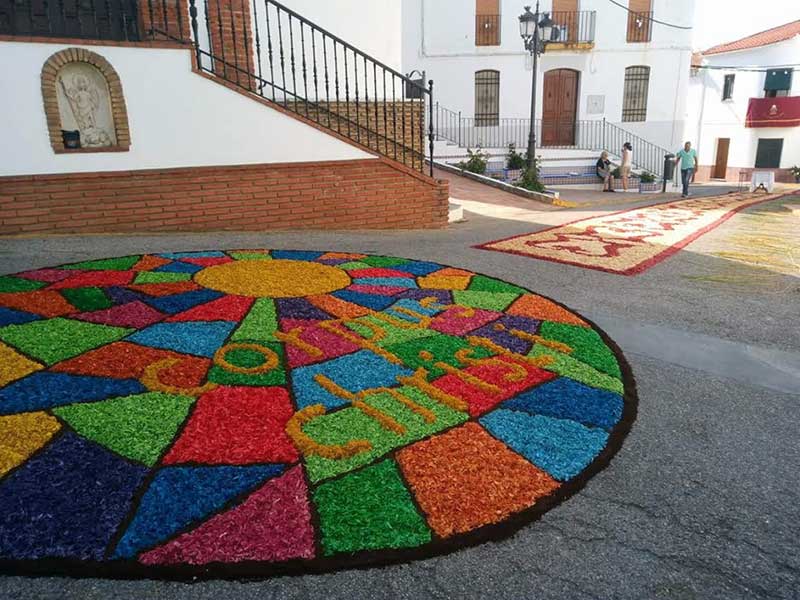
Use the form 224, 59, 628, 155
0, 251, 636, 578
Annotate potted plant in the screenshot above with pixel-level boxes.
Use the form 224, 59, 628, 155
637, 171, 658, 192
790, 166, 800, 183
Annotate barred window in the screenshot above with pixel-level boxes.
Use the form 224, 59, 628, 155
722, 74, 735, 100
622, 66, 650, 122
475, 70, 500, 126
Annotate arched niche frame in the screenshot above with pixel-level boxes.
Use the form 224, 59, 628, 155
41, 48, 131, 154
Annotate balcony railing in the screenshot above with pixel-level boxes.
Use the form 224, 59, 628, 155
0, 0, 141, 41
475, 14, 500, 46
627, 11, 653, 43
546, 11, 596, 45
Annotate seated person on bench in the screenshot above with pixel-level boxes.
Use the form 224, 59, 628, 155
596, 151, 615, 192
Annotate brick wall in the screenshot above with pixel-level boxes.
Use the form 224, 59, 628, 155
206, 0, 256, 90
139, 1, 191, 42
0, 159, 450, 236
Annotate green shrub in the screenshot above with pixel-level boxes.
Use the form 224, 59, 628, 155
515, 155, 545, 193
506, 143, 527, 170
456, 147, 490, 175
611, 166, 622, 178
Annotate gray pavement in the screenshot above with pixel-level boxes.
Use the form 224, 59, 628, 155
1, 194, 798, 599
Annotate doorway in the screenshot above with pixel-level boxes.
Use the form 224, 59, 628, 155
542, 69, 579, 146
713, 138, 730, 179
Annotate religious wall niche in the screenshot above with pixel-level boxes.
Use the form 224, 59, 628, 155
41, 48, 131, 153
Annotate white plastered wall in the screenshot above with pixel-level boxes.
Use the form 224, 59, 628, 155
402, 0, 694, 151
0, 41, 374, 177
685, 37, 800, 171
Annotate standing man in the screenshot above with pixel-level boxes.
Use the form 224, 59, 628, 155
675, 141, 698, 198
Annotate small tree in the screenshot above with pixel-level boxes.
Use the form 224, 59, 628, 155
456, 147, 490, 175
506, 143, 527, 170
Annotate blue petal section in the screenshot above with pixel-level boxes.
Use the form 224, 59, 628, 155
0, 432, 147, 560
389, 261, 443, 276
0, 307, 40, 327
158, 252, 226, 259
0, 372, 145, 415
271, 250, 324, 261
144, 290, 223, 315
386, 299, 442, 321
352, 277, 418, 289
113, 464, 285, 558
331, 290, 395, 311
292, 350, 414, 410
480, 409, 609, 481
502, 378, 623, 430
127, 322, 235, 358
153, 261, 203, 274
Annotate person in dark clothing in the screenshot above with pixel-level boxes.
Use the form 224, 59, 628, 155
596, 151, 615, 192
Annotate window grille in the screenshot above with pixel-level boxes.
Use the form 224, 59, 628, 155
475, 70, 500, 127
622, 66, 650, 122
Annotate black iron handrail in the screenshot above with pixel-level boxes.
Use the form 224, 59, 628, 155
0, 0, 140, 41
135, 0, 436, 175
431, 103, 670, 177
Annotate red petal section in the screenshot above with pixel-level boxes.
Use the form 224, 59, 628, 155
0, 291, 76, 317
162, 386, 299, 465
167, 295, 254, 322
432, 355, 557, 417
52, 341, 211, 387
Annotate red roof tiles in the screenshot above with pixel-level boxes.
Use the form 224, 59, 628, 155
703, 20, 800, 55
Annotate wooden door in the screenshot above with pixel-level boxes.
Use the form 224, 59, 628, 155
542, 70, 579, 146
713, 138, 730, 179
552, 0, 578, 42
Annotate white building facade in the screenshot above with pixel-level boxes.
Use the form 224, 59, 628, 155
402, 0, 695, 154
685, 23, 800, 183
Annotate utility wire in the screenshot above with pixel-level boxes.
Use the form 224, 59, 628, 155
693, 64, 800, 72
607, 0, 693, 30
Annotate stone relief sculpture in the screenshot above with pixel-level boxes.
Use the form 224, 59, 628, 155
55, 63, 117, 148
42, 48, 131, 153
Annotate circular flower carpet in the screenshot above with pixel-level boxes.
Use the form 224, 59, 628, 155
0, 250, 636, 579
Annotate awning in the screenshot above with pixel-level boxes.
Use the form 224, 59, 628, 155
746, 96, 800, 128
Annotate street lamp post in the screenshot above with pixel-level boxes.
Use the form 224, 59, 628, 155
519, 3, 554, 170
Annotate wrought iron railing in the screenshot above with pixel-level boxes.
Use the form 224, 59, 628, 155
627, 11, 653, 43
178, 0, 434, 175
0, 0, 140, 41
546, 11, 596, 44
475, 14, 501, 46
431, 104, 670, 177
